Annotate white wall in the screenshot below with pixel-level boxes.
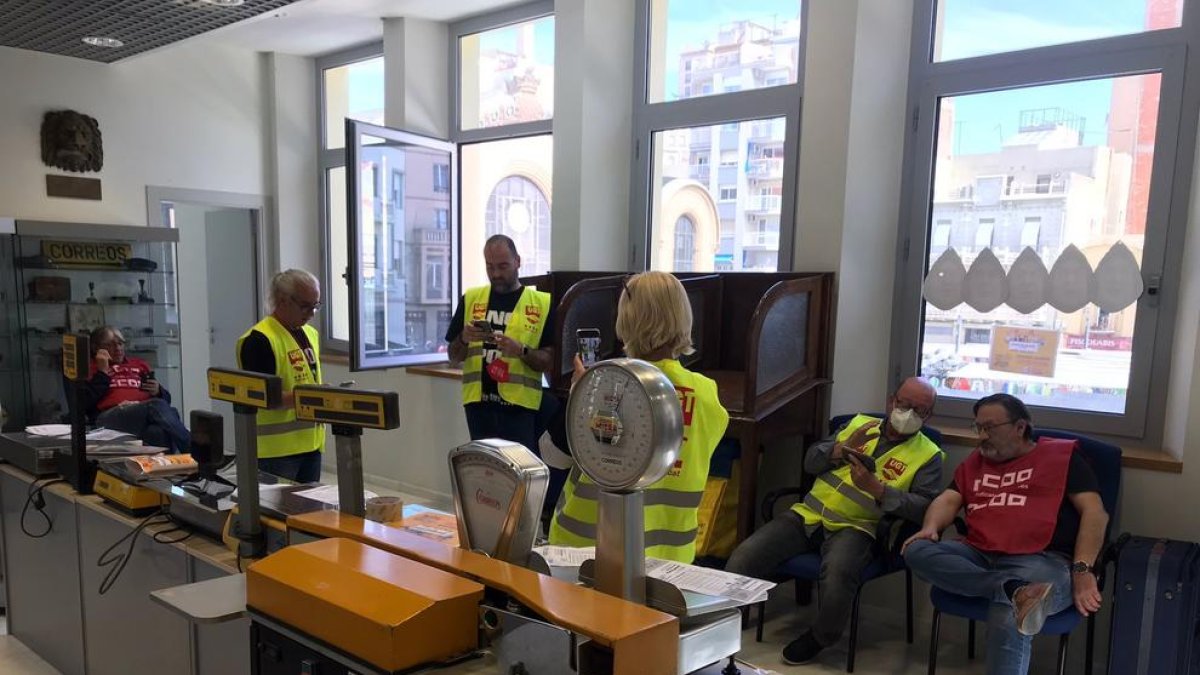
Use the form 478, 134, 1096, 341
794, 0, 914, 416
0, 44, 267, 225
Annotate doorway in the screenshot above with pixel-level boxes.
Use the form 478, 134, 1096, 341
148, 187, 270, 454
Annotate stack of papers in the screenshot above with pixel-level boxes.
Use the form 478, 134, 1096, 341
292, 484, 379, 508
25, 425, 130, 442
531, 545, 776, 604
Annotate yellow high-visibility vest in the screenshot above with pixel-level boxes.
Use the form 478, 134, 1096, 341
792, 414, 943, 535
549, 359, 730, 563
460, 285, 551, 411
236, 316, 324, 459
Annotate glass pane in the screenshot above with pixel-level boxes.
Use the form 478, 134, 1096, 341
934, 0, 1185, 62
461, 135, 553, 286
460, 16, 555, 131
650, 118, 786, 272
350, 125, 455, 370
324, 57, 384, 149
647, 0, 801, 104
920, 74, 1161, 414
327, 166, 350, 343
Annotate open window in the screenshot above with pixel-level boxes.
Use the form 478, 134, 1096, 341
346, 119, 458, 371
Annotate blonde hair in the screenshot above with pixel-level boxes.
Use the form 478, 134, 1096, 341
616, 271, 694, 359
268, 269, 319, 312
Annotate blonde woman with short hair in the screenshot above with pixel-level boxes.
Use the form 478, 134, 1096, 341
548, 271, 730, 563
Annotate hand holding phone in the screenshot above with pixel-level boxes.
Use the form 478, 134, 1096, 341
577, 328, 601, 367
843, 449, 877, 474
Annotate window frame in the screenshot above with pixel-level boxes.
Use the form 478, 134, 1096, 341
628, 0, 807, 272
316, 42, 384, 354
449, 1, 556, 291
888, 1, 1200, 444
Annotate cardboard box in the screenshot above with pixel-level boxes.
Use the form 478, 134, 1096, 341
246, 538, 484, 671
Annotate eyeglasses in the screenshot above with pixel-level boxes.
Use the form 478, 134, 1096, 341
971, 420, 1015, 435
99, 339, 125, 348
621, 275, 634, 301
291, 295, 321, 312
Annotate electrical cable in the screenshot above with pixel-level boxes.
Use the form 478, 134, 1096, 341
21, 478, 67, 538
96, 508, 169, 595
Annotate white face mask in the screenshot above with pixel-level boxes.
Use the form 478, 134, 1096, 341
889, 407, 923, 436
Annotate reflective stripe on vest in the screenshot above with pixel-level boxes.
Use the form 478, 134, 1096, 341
460, 285, 550, 411
793, 413, 943, 536
548, 359, 730, 563
235, 317, 324, 459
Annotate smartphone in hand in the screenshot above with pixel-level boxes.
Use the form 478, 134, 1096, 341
843, 449, 877, 473
577, 328, 601, 367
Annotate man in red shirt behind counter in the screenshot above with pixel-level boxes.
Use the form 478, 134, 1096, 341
82, 325, 190, 454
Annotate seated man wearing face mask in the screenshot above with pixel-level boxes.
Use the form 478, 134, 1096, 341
725, 377, 944, 665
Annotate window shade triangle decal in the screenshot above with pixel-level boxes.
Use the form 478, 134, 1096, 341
961, 248, 1008, 312
1092, 241, 1144, 312
922, 248, 967, 310
1005, 247, 1050, 314
1046, 244, 1095, 313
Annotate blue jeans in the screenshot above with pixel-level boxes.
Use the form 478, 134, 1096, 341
905, 539, 1073, 675
464, 402, 537, 451
257, 449, 323, 484
96, 398, 191, 455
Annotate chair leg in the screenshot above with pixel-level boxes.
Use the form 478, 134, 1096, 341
796, 579, 813, 606
1085, 613, 1095, 675
756, 600, 765, 643
1057, 633, 1070, 675
847, 590, 862, 673
967, 620, 976, 660
927, 609, 941, 675
905, 569, 914, 645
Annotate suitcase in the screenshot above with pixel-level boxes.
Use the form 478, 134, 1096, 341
1108, 534, 1200, 675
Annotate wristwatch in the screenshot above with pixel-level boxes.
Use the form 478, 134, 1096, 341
1071, 560, 1094, 575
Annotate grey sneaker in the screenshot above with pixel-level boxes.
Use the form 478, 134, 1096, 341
1013, 582, 1054, 636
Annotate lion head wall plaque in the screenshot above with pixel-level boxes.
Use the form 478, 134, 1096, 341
41, 110, 103, 173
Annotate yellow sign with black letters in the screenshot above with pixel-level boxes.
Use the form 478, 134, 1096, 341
41, 240, 132, 268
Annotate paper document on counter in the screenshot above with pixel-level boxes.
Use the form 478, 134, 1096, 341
533, 545, 596, 567
293, 484, 378, 507
645, 559, 775, 604
25, 425, 131, 441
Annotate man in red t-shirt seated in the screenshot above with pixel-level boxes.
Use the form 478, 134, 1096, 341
902, 393, 1108, 675
81, 326, 190, 454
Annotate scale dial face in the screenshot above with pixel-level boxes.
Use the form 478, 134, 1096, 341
450, 452, 521, 555
566, 359, 683, 491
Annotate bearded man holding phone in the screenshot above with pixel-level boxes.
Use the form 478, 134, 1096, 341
725, 377, 945, 665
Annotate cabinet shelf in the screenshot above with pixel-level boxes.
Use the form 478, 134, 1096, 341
19, 265, 173, 274
33, 364, 181, 372
24, 300, 176, 307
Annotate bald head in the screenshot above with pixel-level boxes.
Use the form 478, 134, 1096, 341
884, 377, 937, 438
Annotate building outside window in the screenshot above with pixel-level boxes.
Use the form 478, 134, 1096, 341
455, 7, 555, 287
634, 0, 804, 273
892, 0, 1194, 443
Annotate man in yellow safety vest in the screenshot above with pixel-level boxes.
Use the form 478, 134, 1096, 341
237, 269, 324, 483
446, 235, 554, 452
726, 377, 944, 665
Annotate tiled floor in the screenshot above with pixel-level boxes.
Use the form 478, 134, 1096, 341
0, 615, 60, 675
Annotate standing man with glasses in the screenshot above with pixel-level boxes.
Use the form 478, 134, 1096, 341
445, 235, 554, 453
903, 393, 1108, 675
725, 377, 944, 665
237, 269, 325, 483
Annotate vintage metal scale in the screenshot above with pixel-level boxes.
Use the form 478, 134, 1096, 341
448, 439, 548, 566
567, 359, 743, 674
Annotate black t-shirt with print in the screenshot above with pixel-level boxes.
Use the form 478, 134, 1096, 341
446, 287, 554, 405
239, 328, 317, 379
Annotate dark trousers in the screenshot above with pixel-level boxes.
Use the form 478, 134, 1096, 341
96, 398, 191, 455
257, 449, 323, 483
464, 401, 537, 452
725, 510, 875, 646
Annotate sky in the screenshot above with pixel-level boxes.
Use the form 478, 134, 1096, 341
343, 0, 1174, 154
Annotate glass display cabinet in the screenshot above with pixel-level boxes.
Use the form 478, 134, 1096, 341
0, 221, 181, 429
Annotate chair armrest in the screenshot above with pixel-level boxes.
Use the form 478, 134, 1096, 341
761, 487, 805, 524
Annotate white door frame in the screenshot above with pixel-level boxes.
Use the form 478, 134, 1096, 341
145, 186, 273, 313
